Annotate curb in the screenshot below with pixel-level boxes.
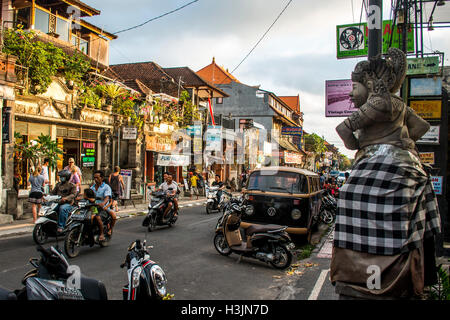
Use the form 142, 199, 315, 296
0, 198, 207, 239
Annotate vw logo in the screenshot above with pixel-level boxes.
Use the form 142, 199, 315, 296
267, 207, 276, 217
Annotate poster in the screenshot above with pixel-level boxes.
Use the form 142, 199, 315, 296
419, 152, 435, 165
430, 176, 443, 195
410, 78, 442, 96
120, 169, 132, 200
325, 79, 358, 117
336, 20, 414, 59
410, 100, 441, 119
81, 142, 95, 167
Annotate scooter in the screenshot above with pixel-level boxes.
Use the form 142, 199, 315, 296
32, 195, 77, 245
142, 188, 178, 232
214, 202, 295, 269
206, 185, 232, 214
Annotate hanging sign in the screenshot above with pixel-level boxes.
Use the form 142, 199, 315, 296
430, 176, 443, 195
410, 100, 441, 119
419, 152, 435, 165
123, 127, 137, 140
284, 151, 303, 164
410, 78, 442, 96
205, 125, 222, 151
281, 126, 303, 136
325, 79, 358, 117
407, 56, 440, 75
417, 126, 440, 144
81, 142, 96, 167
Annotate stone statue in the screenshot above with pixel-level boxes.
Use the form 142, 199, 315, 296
331, 47, 441, 300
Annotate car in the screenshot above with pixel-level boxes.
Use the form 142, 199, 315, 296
241, 166, 323, 241
337, 172, 347, 184
329, 170, 339, 178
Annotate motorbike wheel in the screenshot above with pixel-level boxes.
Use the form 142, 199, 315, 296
214, 232, 232, 256
32, 224, 48, 245
270, 245, 292, 270
206, 202, 214, 215
64, 227, 81, 258
321, 210, 335, 224
147, 218, 156, 232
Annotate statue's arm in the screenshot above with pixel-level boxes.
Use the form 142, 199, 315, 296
406, 107, 430, 141
336, 120, 359, 150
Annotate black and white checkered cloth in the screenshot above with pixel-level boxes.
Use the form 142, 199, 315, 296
334, 153, 441, 256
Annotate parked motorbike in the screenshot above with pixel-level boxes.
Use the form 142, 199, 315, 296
120, 239, 168, 300
32, 195, 77, 245
63, 199, 113, 258
214, 201, 295, 269
0, 245, 107, 300
142, 188, 178, 232
319, 190, 337, 224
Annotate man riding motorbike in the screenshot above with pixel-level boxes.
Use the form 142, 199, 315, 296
50, 170, 77, 234
212, 174, 225, 204
157, 173, 180, 221
90, 170, 116, 241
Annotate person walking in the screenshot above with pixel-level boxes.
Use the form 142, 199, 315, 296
64, 157, 82, 181
69, 166, 81, 194
109, 166, 125, 212
41, 158, 50, 193
28, 166, 45, 223
189, 172, 199, 200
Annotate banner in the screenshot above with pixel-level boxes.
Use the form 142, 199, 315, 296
325, 79, 358, 117
407, 56, 440, 75
157, 154, 190, 166
410, 100, 441, 119
336, 20, 414, 59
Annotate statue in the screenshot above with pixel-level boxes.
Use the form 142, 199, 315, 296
331, 47, 441, 300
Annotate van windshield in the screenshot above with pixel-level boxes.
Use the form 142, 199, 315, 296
247, 171, 308, 194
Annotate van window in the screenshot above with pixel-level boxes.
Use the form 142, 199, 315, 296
247, 171, 308, 194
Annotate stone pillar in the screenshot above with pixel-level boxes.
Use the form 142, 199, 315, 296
100, 129, 113, 176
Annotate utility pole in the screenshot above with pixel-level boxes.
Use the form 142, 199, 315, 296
368, 0, 383, 58
402, 0, 409, 53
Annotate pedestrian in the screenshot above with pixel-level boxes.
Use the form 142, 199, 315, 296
64, 157, 82, 181
196, 172, 205, 196
109, 166, 125, 212
189, 172, 199, 200
230, 177, 236, 192
69, 166, 81, 194
41, 158, 50, 193
28, 166, 45, 223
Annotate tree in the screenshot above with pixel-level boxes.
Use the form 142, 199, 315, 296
339, 154, 352, 171
304, 133, 328, 161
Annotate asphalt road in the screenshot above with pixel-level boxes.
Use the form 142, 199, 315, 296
0, 203, 303, 300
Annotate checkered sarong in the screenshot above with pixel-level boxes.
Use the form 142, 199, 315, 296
334, 148, 441, 256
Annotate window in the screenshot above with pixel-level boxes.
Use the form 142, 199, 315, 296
216, 97, 223, 104
35, 8, 50, 34
56, 17, 69, 42
247, 171, 308, 194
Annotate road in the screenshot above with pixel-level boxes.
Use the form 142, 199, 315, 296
1, 202, 316, 300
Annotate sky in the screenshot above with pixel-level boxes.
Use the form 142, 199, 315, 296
86, 0, 450, 159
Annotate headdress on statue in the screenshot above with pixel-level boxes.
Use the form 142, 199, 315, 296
351, 47, 407, 93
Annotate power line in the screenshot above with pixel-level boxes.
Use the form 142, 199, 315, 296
230, 0, 293, 74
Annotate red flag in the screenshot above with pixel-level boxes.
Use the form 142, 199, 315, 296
208, 98, 215, 126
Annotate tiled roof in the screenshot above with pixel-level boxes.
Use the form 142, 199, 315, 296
196, 57, 240, 85
279, 95, 300, 113
110, 62, 179, 97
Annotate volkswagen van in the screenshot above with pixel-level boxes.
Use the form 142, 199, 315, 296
241, 167, 322, 240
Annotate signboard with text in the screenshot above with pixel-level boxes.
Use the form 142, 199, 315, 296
419, 152, 435, 165
410, 78, 442, 96
407, 57, 440, 75
431, 176, 443, 195
120, 169, 132, 200
122, 127, 137, 140
81, 142, 96, 167
410, 100, 441, 119
417, 126, 440, 144
325, 79, 358, 117
281, 126, 303, 136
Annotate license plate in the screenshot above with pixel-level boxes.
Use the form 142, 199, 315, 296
287, 243, 296, 250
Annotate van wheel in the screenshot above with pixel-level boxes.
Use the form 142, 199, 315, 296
270, 245, 292, 269
214, 233, 231, 256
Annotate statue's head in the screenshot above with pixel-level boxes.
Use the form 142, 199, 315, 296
350, 48, 407, 104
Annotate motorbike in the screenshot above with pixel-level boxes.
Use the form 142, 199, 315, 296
0, 240, 169, 300
63, 199, 113, 258
142, 188, 178, 232
319, 190, 337, 224
0, 245, 107, 300
32, 195, 77, 245
120, 239, 169, 300
213, 201, 295, 269
205, 185, 231, 214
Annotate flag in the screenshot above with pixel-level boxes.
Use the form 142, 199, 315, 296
208, 98, 215, 125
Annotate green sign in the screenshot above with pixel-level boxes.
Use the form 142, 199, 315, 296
406, 56, 440, 75
336, 20, 414, 59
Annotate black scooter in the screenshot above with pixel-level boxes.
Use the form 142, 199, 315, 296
214, 202, 295, 269
142, 188, 178, 231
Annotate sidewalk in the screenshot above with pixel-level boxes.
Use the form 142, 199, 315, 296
0, 195, 207, 239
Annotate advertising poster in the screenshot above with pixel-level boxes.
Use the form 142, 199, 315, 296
81, 142, 96, 167
120, 169, 132, 200
431, 176, 443, 195
325, 79, 358, 117
410, 100, 441, 119
419, 152, 435, 165
410, 78, 442, 96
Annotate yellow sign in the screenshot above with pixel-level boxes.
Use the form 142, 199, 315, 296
419, 152, 435, 165
410, 100, 441, 119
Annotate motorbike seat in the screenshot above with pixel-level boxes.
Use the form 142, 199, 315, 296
245, 224, 285, 236
80, 276, 108, 300
0, 287, 17, 300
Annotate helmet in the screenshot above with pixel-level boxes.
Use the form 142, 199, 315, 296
58, 170, 71, 182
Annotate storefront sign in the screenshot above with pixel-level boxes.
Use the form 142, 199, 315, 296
2, 106, 11, 144
419, 152, 435, 165
407, 57, 440, 75
205, 125, 222, 151
281, 126, 302, 136
417, 126, 439, 144
410, 78, 442, 96
431, 176, 443, 195
146, 135, 175, 152
336, 20, 414, 59
120, 169, 132, 200
157, 154, 190, 166
325, 79, 358, 117
81, 142, 95, 167
410, 100, 441, 119
284, 151, 303, 164
123, 127, 137, 140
